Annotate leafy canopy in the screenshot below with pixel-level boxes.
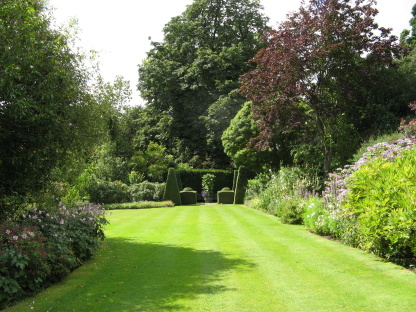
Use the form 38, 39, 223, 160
241, 0, 403, 172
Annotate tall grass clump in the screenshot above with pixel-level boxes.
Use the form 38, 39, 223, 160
0, 203, 108, 309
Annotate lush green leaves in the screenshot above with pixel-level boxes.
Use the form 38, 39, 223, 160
138, 0, 268, 167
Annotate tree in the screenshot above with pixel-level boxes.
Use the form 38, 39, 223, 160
401, 3, 416, 46
0, 0, 105, 212
138, 0, 268, 168
222, 101, 280, 172
240, 0, 403, 172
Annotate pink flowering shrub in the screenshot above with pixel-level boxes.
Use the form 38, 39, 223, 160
0, 203, 108, 309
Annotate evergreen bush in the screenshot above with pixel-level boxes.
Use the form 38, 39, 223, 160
163, 168, 181, 205
217, 187, 235, 204
177, 169, 233, 195
179, 188, 197, 205
234, 166, 249, 204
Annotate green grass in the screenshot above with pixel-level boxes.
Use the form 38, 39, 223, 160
6, 205, 416, 311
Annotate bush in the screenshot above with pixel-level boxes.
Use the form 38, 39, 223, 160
103, 201, 174, 210
0, 203, 108, 309
164, 168, 181, 205
88, 179, 130, 204
177, 169, 234, 195
341, 148, 416, 261
302, 196, 333, 235
247, 167, 320, 223
129, 181, 165, 202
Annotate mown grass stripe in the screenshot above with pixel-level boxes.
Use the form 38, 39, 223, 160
5, 205, 416, 312
218, 205, 416, 312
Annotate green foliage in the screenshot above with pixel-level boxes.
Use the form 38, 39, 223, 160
130, 142, 175, 182
0, 203, 107, 308
302, 196, 333, 236
217, 188, 235, 204
0, 0, 106, 213
241, 0, 407, 173
201, 174, 215, 196
129, 181, 165, 202
102, 201, 174, 210
138, 0, 268, 167
178, 169, 234, 195
341, 148, 416, 261
233, 166, 249, 204
180, 188, 197, 205
400, 4, 416, 46
164, 169, 181, 205
349, 132, 404, 164
247, 167, 320, 223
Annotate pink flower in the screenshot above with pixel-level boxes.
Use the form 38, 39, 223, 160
5, 229, 11, 235
12, 236, 18, 241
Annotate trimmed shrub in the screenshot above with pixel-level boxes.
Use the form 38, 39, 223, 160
163, 168, 181, 205
103, 201, 174, 209
177, 169, 233, 195
129, 181, 165, 202
217, 187, 234, 204
180, 188, 197, 205
234, 166, 249, 204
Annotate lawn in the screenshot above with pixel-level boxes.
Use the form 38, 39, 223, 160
6, 205, 416, 312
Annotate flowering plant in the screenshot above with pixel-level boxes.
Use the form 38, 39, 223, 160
201, 174, 215, 196
0, 202, 108, 308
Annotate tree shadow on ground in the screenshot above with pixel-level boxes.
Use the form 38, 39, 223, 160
77, 238, 255, 311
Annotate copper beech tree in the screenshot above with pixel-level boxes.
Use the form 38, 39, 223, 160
240, 0, 403, 172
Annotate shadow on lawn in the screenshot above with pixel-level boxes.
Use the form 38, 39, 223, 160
81, 237, 256, 311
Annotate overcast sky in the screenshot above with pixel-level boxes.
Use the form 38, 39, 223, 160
46, 0, 415, 105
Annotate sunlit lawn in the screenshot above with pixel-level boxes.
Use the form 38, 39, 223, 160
6, 205, 416, 311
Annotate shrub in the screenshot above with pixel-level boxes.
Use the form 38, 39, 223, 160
341, 149, 416, 261
247, 167, 320, 223
177, 169, 233, 195
234, 166, 249, 204
0, 203, 108, 309
302, 196, 333, 235
164, 168, 181, 205
217, 187, 234, 204
88, 179, 130, 204
129, 181, 165, 202
103, 201, 174, 210
202, 174, 215, 196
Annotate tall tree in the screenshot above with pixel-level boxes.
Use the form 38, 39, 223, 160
240, 0, 403, 172
138, 0, 268, 168
0, 0, 104, 212
401, 3, 416, 46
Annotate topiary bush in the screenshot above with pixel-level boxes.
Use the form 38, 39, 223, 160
177, 169, 233, 196
217, 187, 234, 204
234, 166, 248, 204
180, 187, 197, 205
164, 168, 181, 205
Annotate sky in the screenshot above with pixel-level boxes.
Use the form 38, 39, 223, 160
46, 0, 415, 105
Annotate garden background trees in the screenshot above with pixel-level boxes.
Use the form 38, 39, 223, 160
138, 0, 268, 168
240, 0, 412, 173
0, 0, 115, 213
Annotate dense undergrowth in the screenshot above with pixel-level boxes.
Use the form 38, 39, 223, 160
0, 203, 108, 309
246, 134, 416, 268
